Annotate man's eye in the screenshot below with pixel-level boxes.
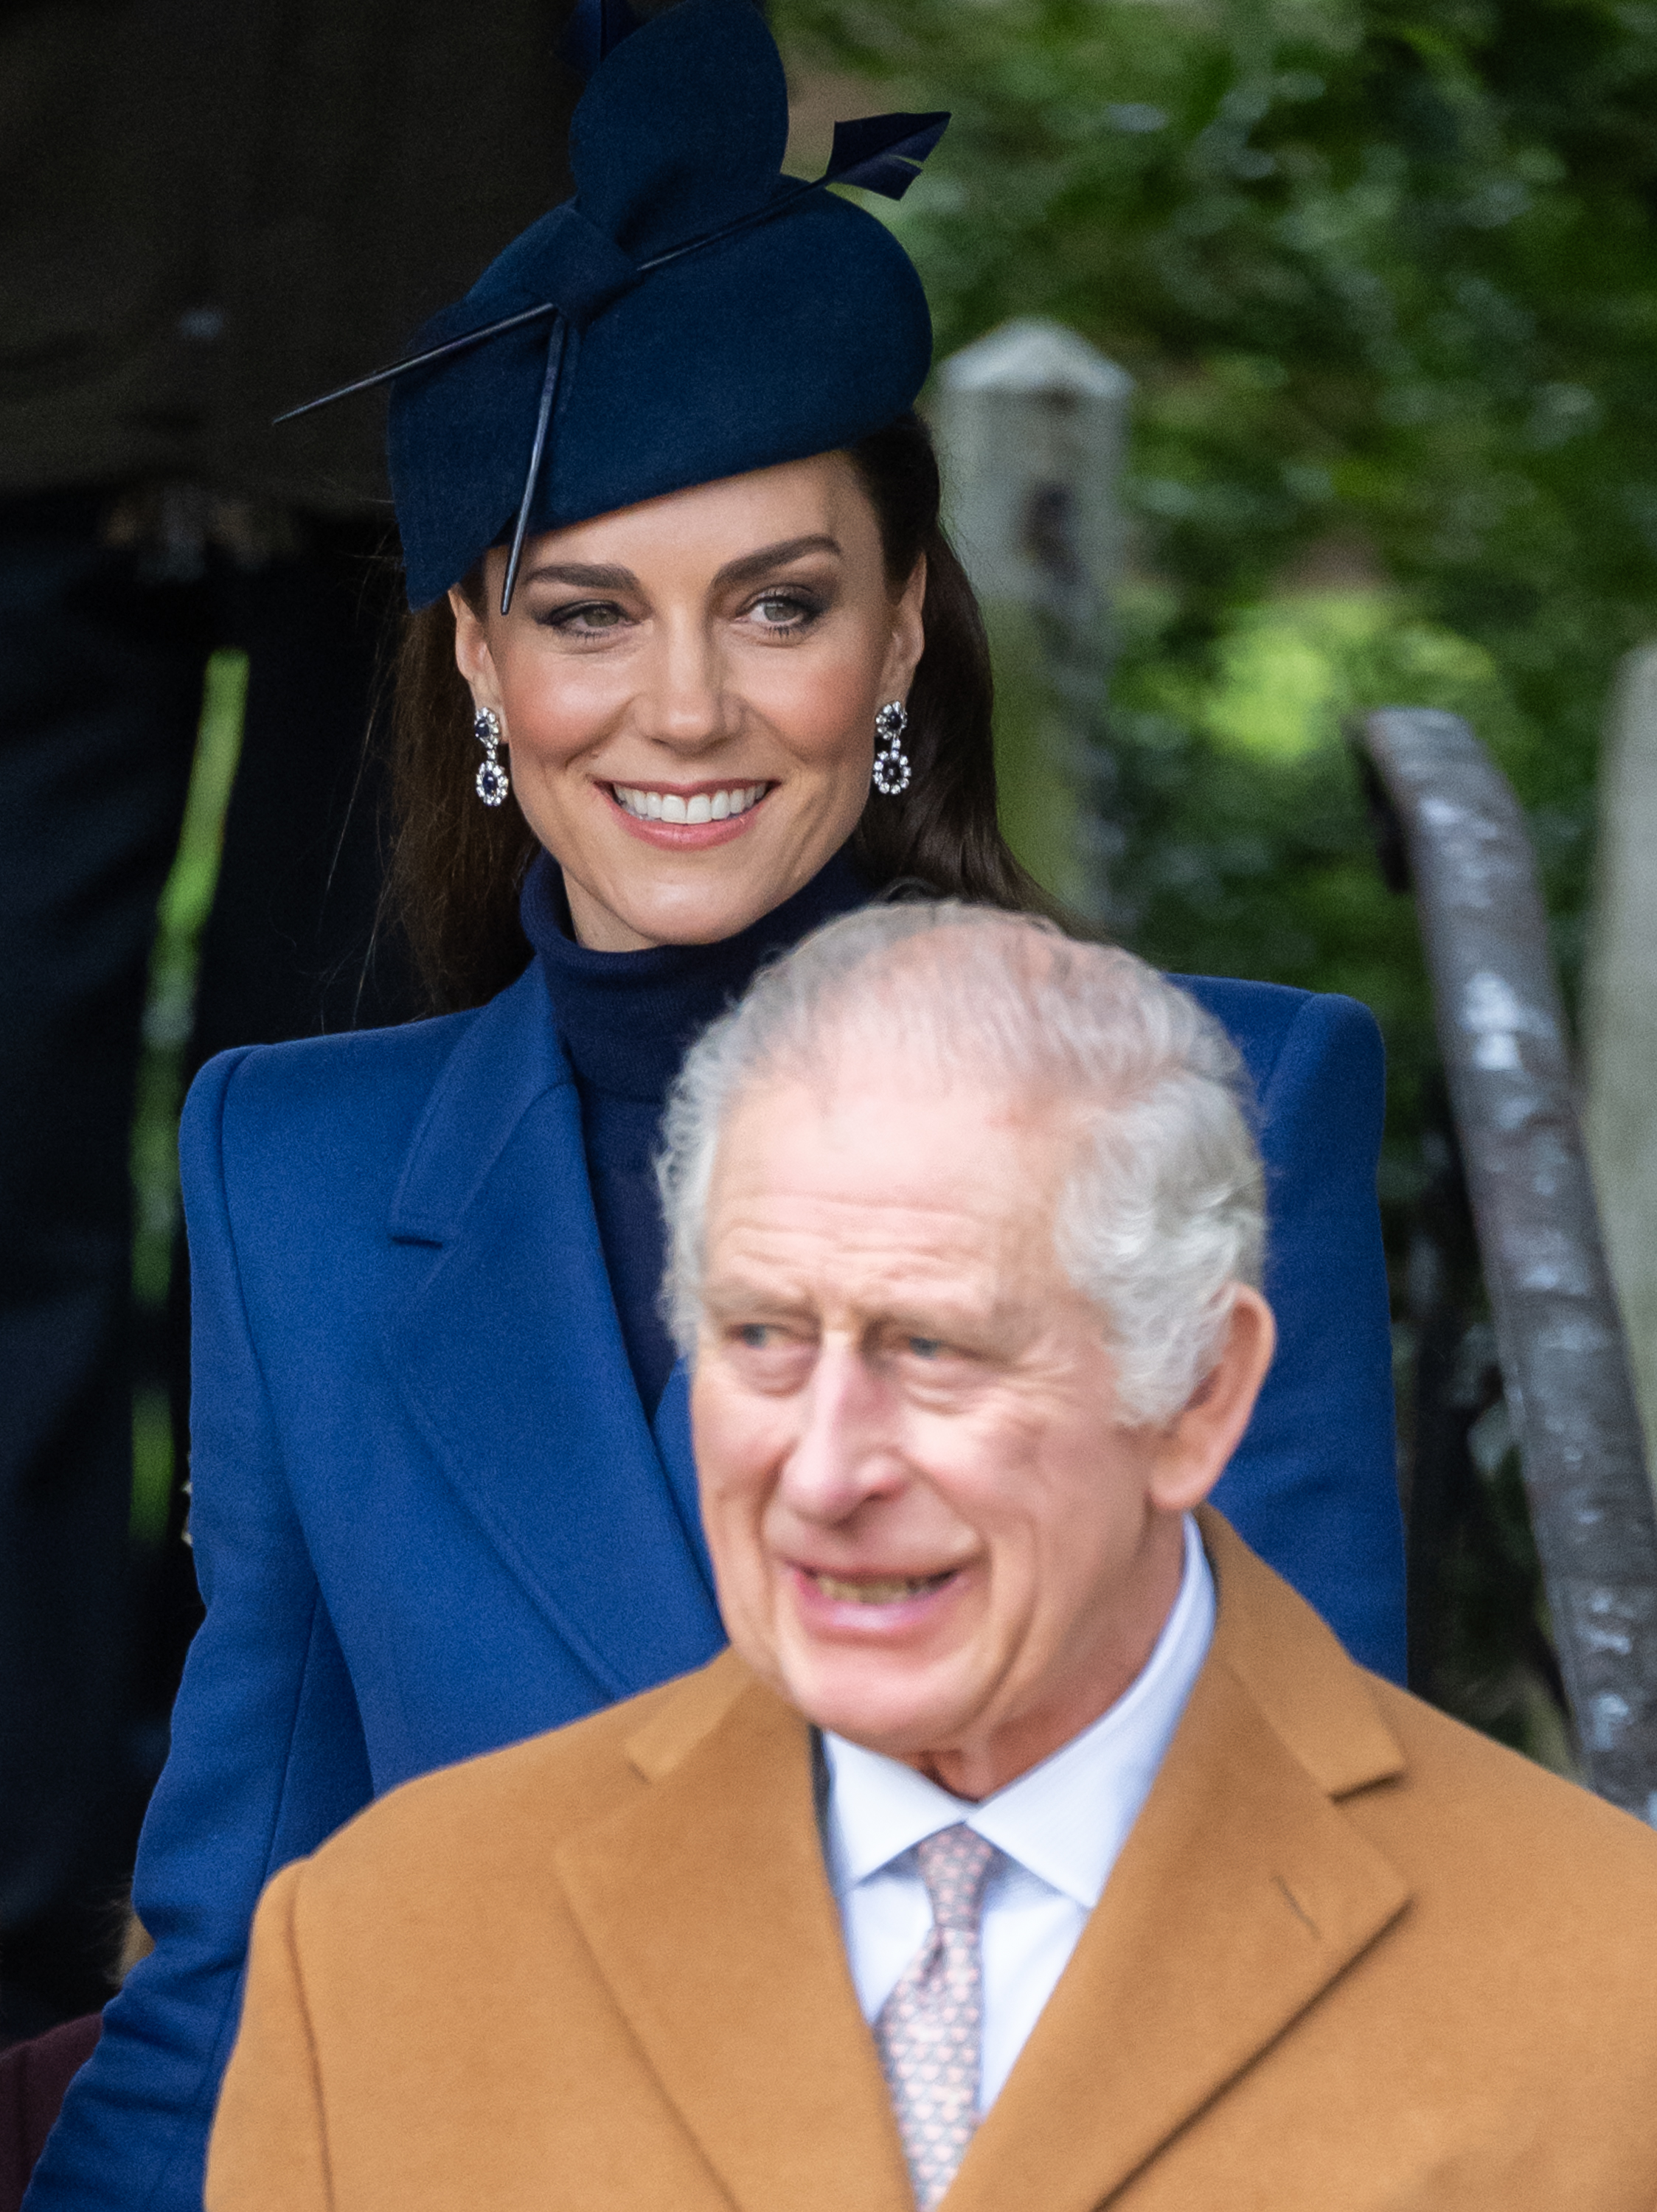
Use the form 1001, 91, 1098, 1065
737, 1324, 775, 1349
907, 1336, 944, 1360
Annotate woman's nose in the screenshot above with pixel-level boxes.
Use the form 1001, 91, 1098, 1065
633, 618, 730, 750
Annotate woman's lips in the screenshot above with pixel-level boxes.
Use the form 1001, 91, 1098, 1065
602, 779, 772, 849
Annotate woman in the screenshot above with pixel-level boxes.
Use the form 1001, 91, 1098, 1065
27, 4, 1403, 2207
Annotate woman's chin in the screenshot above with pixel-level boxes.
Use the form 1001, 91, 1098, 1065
594, 886, 786, 950
564, 845, 829, 950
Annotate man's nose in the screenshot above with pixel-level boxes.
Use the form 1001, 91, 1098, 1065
778, 1341, 903, 1523
633, 615, 729, 751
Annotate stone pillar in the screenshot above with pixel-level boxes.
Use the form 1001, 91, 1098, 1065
932, 319, 1133, 915
1584, 644, 1657, 1478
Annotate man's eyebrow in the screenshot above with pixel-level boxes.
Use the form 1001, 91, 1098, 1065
702, 1279, 816, 1318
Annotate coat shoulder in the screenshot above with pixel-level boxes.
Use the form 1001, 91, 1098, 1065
180, 961, 572, 1261
1363, 1673, 1657, 1907
185, 1007, 480, 1175
1172, 970, 1310, 1042
293, 1654, 746, 1912
1170, 974, 1381, 1107
1335, 1677, 1657, 2101
1207, 1509, 1657, 1927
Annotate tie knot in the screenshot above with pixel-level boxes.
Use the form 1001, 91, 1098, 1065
913, 1823, 998, 1933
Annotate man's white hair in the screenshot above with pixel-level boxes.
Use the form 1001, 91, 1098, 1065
656, 902, 1265, 1425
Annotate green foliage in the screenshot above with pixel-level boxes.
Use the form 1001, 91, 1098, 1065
778, 0, 1657, 975
1104, 586, 1518, 1180
130, 650, 246, 1543
131, 650, 246, 1314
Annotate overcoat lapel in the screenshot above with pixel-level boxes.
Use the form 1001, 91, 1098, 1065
557, 1668, 916, 2212
383, 964, 723, 1698
947, 1518, 1411, 2212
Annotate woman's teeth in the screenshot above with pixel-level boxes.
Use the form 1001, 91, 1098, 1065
613, 783, 766, 824
810, 1571, 953, 1604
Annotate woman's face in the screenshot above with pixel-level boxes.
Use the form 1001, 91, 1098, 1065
452, 453, 926, 951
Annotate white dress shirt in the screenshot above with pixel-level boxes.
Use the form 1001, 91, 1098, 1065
819, 1514, 1215, 2112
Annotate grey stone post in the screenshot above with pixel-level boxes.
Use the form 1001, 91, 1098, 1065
1585, 644, 1657, 1478
933, 320, 1133, 915
1364, 707, 1657, 1815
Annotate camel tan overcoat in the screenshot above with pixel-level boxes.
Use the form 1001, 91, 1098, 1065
206, 1512, 1657, 2211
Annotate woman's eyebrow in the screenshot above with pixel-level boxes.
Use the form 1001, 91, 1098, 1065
522, 560, 639, 591
712, 535, 843, 590
521, 534, 841, 598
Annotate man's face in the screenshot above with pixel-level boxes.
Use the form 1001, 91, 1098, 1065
691, 1071, 1196, 1799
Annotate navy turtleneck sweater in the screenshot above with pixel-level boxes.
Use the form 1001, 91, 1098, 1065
520, 846, 870, 1413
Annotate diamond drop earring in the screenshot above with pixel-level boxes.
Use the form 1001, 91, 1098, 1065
473, 707, 510, 807
872, 700, 911, 796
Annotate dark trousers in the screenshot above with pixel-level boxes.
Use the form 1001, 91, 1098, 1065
0, 489, 407, 2033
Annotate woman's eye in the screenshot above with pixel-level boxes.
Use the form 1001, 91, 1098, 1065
746, 591, 821, 633
737, 1324, 775, 1349
907, 1336, 945, 1361
543, 600, 628, 635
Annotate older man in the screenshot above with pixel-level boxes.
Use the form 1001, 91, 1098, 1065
208, 907, 1657, 2212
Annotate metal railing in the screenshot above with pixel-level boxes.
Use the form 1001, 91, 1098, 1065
1358, 707, 1657, 1820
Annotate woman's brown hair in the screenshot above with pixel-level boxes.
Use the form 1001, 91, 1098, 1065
381, 409, 1054, 1014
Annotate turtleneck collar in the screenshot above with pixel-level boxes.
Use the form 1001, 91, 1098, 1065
517, 843, 872, 1415
519, 844, 872, 1101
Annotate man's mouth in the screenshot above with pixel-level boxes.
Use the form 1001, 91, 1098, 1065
610, 782, 769, 824
807, 1569, 957, 1604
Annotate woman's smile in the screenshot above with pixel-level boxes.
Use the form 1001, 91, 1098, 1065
609, 779, 770, 825
451, 453, 926, 952
603, 777, 774, 849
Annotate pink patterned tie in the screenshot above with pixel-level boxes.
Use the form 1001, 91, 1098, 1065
874, 1824, 1001, 2209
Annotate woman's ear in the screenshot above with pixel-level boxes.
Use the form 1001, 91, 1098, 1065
880, 554, 928, 704
1145, 1287, 1277, 1515
450, 585, 499, 710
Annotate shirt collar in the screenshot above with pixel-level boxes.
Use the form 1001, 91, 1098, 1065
821, 1514, 1215, 1912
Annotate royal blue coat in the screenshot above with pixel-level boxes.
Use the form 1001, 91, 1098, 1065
27, 958, 1406, 2212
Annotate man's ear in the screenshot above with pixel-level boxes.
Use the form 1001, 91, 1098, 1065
1146, 1287, 1276, 1515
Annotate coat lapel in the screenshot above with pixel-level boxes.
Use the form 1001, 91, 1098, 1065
383, 965, 723, 1699
557, 1665, 916, 2212
947, 1514, 1411, 2211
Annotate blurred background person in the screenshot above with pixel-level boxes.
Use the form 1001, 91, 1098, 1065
0, 0, 581, 2040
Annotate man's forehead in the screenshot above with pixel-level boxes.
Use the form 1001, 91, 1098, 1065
704, 1075, 1075, 1287
708, 1186, 1000, 1268
717, 1068, 1072, 1172
701, 1192, 1041, 1335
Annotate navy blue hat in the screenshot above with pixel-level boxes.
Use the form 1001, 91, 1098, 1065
281, 0, 947, 611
